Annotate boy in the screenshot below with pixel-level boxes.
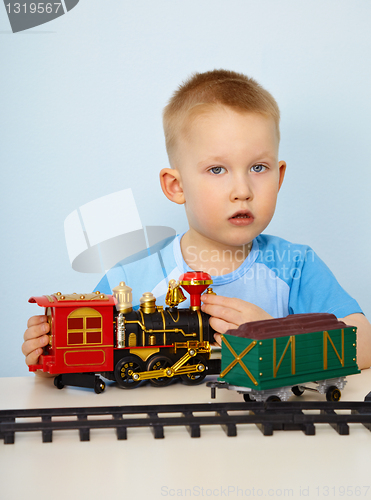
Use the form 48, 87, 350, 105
23, 69, 371, 369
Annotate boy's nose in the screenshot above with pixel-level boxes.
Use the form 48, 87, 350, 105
230, 181, 252, 201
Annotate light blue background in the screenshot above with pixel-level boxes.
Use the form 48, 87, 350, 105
1, 1, 370, 377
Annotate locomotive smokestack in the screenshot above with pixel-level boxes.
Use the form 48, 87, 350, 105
112, 282, 133, 313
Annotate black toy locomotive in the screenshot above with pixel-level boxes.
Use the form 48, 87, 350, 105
29, 271, 221, 393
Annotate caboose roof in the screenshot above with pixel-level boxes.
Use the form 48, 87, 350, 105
228, 313, 352, 340
29, 292, 116, 308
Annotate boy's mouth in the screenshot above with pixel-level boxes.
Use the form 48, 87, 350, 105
228, 210, 254, 226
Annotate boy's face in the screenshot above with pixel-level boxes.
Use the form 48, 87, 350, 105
162, 106, 286, 251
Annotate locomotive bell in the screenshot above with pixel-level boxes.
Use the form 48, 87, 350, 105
112, 281, 133, 313
179, 271, 213, 310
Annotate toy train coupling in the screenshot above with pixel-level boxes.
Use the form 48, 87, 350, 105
131, 341, 211, 383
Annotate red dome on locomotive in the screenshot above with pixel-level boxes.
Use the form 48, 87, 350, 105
178, 271, 213, 310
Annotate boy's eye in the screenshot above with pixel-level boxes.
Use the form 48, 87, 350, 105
251, 164, 266, 173
209, 166, 226, 175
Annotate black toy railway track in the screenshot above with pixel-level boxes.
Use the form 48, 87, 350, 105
1, 397, 371, 443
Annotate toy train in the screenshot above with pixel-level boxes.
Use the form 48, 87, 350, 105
209, 313, 360, 402
29, 271, 221, 393
29, 271, 360, 401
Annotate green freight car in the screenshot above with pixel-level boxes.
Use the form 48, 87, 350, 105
217, 313, 360, 402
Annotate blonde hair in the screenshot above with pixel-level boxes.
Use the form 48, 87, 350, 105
163, 69, 280, 164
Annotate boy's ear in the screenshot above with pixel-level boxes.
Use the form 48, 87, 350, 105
278, 161, 286, 191
159, 168, 185, 205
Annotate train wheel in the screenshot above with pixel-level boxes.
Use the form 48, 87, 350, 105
114, 355, 145, 389
180, 356, 207, 385
326, 386, 341, 402
292, 385, 304, 396
94, 378, 106, 394
266, 395, 281, 402
54, 375, 64, 390
147, 355, 174, 387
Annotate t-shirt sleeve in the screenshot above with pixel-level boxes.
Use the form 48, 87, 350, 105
92, 252, 171, 308
93, 274, 111, 295
288, 247, 362, 318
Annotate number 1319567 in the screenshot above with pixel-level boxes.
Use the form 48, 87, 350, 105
6, 3, 62, 14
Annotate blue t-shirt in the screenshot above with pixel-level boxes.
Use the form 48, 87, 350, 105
94, 233, 362, 318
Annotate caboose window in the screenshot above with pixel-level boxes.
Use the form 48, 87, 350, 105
86, 331, 102, 344
67, 307, 103, 346
86, 317, 101, 329
68, 318, 84, 330
69, 332, 84, 345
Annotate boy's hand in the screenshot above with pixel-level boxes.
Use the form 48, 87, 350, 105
22, 315, 50, 367
201, 294, 273, 345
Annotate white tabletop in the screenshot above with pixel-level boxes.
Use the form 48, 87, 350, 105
1, 371, 371, 500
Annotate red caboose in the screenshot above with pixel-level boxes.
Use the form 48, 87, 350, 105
29, 291, 115, 377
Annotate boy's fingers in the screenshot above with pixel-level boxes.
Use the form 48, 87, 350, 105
23, 316, 50, 367
25, 348, 44, 367
201, 294, 242, 310
26, 315, 47, 328
201, 303, 242, 326
209, 316, 238, 335
23, 321, 50, 341
213, 333, 222, 346
22, 335, 49, 357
